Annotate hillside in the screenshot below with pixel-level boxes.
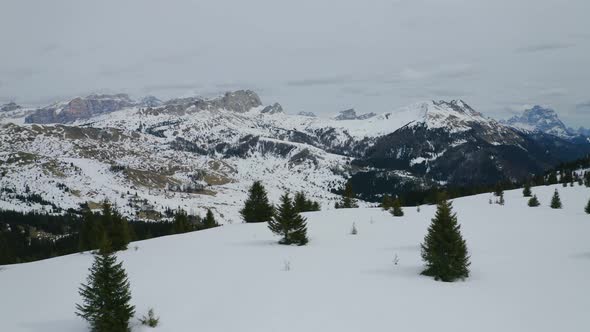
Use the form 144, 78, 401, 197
1, 183, 589, 332
2, 91, 589, 221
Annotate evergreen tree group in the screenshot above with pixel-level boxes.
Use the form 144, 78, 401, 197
240, 181, 274, 223
76, 241, 135, 332
293, 192, 321, 213
172, 209, 192, 234
585, 198, 590, 214
267, 193, 309, 245
79, 201, 131, 252
381, 194, 393, 210
335, 182, 358, 209
550, 189, 562, 209
203, 209, 218, 228
421, 199, 470, 282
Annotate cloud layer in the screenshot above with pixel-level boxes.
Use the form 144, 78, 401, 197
0, 0, 589, 125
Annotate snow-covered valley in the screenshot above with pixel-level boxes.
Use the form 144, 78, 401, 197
1, 183, 589, 332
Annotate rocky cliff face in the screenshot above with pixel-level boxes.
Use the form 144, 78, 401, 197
261, 102, 284, 114
503, 105, 572, 138
333, 108, 376, 120
25, 94, 135, 124
1, 102, 21, 112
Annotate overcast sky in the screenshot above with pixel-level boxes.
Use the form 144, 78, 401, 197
1, 0, 589, 126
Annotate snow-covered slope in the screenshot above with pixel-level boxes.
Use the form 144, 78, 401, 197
1, 183, 589, 332
2, 91, 589, 217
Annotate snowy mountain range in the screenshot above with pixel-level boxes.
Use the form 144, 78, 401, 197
1, 91, 589, 220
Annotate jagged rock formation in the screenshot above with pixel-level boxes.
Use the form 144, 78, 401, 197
334, 108, 376, 120
1, 102, 21, 112
261, 103, 283, 114
25, 94, 135, 124
139, 96, 163, 108
297, 111, 317, 117
3, 91, 590, 217
503, 105, 572, 138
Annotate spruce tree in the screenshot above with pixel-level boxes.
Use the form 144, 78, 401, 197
528, 195, 540, 207
240, 181, 274, 223
79, 208, 106, 252
391, 198, 404, 217
550, 189, 562, 209
292, 192, 320, 213
493, 184, 504, 197
421, 200, 470, 282
337, 182, 358, 209
585, 198, 590, 214
76, 241, 135, 332
381, 194, 393, 210
293, 192, 308, 213
522, 183, 532, 197
267, 193, 309, 245
173, 209, 191, 234
203, 209, 218, 228
109, 209, 131, 251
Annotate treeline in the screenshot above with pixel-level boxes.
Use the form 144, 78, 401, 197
0, 202, 219, 265
346, 154, 590, 207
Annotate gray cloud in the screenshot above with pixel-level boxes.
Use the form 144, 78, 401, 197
516, 42, 574, 53
0, 0, 588, 125
286, 76, 353, 87
575, 101, 590, 110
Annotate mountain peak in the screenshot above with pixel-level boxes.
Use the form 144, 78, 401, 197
333, 108, 376, 120
1, 102, 21, 112
503, 105, 571, 138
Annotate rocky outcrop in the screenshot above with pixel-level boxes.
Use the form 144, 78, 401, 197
139, 96, 163, 108
333, 108, 376, 120
503, 105, 572, 138
261, 103, 284, 114
297, 111, 317, 117
25, 94, 135, 124
209, 90, 262, 113
1, 102, 21, 112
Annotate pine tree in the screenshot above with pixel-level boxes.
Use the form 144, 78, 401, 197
240, 181, 274, 223
548, 172, 558, 185
391, 198, 404, 217
528, 195, 540, 207
203, 209, 218, 228
381, 195, 393, 210
585, 198, 590, 214
421, 200, 470, 282
109, 209, 130, 251
76, 241, 135, 332
350, 222, 358, 235
522, 183, 532, 197
293, 192, 308, 213
292, 192, 320, 213
79, 207, 106, 252
337, 182, 358, 209
172, 209, 191, 234
550, 189, 562, 209
267, 193, 309, 245
493, 184, 504, 197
